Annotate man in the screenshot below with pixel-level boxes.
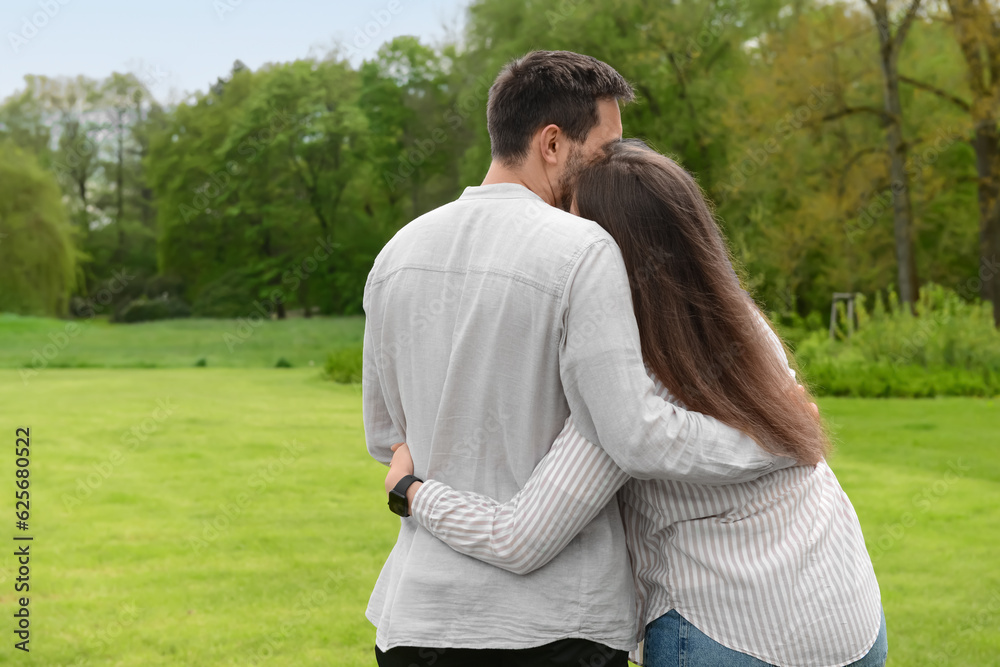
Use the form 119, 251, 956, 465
363, 51, 795, 667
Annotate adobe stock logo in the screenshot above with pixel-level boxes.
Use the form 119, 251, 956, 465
7, 0, 73, 53
344, 1, 408, 58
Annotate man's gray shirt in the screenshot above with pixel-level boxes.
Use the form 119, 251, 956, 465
362, 182, 791, 651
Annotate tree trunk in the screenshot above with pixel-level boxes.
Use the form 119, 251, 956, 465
76, 175, 91, 294
883, 76, 920, 307
947, 0, 1000, 326
869, 0, 921, 308
261, 228, 287, 320
973, 121, 1000, 325
114, 107, 126, 264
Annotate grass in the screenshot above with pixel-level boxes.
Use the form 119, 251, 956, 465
0, 314, 365, 370
823, 398, 1000, 665
0, 368, 397, 666
0, 315, 995, 665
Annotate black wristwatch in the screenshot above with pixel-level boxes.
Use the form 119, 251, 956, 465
388, 474, 423, 517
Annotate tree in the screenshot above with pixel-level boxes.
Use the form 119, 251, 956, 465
148, 57, 398, 316
461, 0, 779, 191
0, 80, 52, 160
2, 0, 991, 322
714, 1, 972, 317
361, 37, 462, 218
863, 0, 924, 308
0, 143, 77, 316
101, 72, 152, 266
883, 0, 1000, 325
31, 76, 105, 292
720, 3, 891, 314
945, 0, 1000, 325
146, 62, 260, 305
5, 73, 161, 298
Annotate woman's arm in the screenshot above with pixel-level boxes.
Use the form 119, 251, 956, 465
398, 417, 630, 576
389, 307, 807, 576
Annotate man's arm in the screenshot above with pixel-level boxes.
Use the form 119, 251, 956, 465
362, 291, 403, 465
558, 240, 798, 482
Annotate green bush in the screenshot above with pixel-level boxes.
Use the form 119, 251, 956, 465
0, 143, 76, 317
769, 310, 825, 351
114, 296, 192, 323
191, 271, 257, 318
323, 347, 362, 383
793, 285, 1000, 397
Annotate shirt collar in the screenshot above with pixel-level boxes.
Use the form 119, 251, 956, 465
458, 182, 547, 203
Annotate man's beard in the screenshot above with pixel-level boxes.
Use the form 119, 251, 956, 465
556, 145, 586, 212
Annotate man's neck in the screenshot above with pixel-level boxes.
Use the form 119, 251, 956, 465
480, 161, 557, 207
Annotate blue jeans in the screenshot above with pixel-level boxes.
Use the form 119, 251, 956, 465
644, 608, 888, 667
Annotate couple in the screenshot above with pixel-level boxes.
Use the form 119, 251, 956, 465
363, 50, 886, 666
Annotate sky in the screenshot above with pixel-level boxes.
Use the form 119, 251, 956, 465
0, 0, 471, 103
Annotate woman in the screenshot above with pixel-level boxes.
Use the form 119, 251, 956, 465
385, 139, 886, 666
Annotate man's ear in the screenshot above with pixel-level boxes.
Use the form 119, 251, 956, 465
537, 124, 561, 166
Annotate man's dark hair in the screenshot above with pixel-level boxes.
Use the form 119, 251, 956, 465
486, 50, 634, 166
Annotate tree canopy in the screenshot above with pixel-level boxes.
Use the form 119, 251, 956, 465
0, 143, 77, 316
0, 0, 995, 324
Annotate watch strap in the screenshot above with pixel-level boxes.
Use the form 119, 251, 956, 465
392, 474, 422, 497
389, 474, 423, 517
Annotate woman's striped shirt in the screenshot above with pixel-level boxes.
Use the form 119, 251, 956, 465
410, 340, 882, 666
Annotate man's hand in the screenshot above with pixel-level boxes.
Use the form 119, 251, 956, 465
385, 442, 418, 499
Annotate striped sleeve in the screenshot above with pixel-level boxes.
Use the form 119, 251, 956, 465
410, 418, 630, 576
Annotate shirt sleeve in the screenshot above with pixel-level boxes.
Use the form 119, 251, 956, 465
362, 281, 403, 465
752, 305, 797, 381
558, 240, 798, 482
410, 416, 629, 575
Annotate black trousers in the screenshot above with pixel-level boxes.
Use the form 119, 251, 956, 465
375, 638, 628, 667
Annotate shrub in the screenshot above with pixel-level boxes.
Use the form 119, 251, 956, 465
114, 295, 192, 323
275, 357, 293, 368
191, 271, 257, 318
769, 310, 824, 351
144, 274, 186, 300
323, 347, 362, 383
792, 285, 1000, 397
68, 273, 187, 320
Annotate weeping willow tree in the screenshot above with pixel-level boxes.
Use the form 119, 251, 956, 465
0, 142, 77, 316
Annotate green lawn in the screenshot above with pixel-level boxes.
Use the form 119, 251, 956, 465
0, 316, 996, 665
0, 368, 395, 666
824, 399, 1000, 665
0, 314, 365, 370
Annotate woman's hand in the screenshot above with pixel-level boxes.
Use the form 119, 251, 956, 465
796, 384, 820, 418
384, 442, 415, 495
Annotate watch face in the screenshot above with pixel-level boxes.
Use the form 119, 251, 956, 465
388, 490, 408, 517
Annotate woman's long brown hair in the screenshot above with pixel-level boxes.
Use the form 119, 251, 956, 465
575, 139, 829, 465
